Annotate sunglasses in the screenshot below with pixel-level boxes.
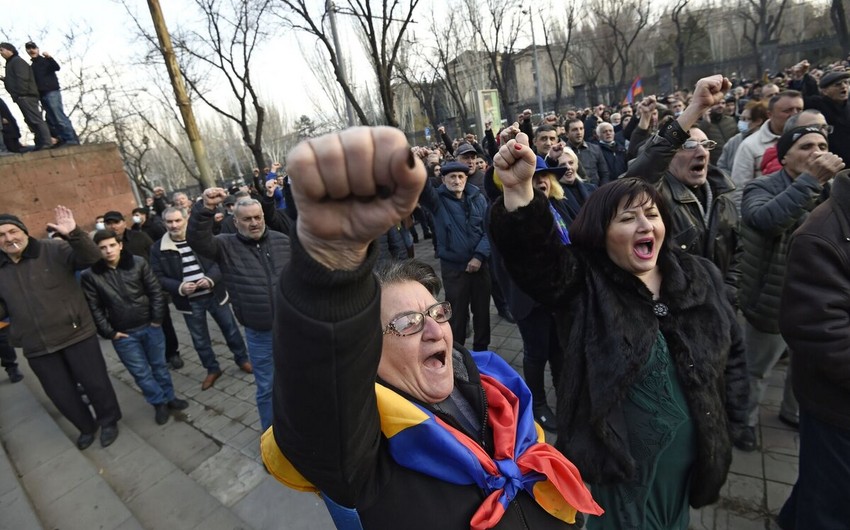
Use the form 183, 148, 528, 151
682, 139, 717, 151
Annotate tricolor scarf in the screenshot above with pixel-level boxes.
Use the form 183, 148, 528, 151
262, 350, 602, 529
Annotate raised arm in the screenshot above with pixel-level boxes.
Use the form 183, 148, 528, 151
271, 127, 427, 505
187, 190, 225, 261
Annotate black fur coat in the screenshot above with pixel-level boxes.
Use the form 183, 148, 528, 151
489, 193, 749, 508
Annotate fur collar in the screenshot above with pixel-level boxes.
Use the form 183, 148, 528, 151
91, 249, 135, 274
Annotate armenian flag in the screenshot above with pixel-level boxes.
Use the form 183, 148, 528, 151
624, 77, 644, 105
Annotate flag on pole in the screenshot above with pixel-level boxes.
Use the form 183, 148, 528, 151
623, 77, 644, 105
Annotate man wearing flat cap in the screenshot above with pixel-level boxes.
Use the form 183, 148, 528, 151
0, 208, 122, 450
418, 161, 491, 353
792, 60, 850, 165
737, 126, 844, 451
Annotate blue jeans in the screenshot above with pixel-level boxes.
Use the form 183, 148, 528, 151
112, 325, 174, 405
778, 412, 850, 529
183, 296, 248, 373
245, 327, 273, 431
40, 90, 79, 144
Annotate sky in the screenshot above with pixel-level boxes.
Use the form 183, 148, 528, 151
2, 0, 356, 142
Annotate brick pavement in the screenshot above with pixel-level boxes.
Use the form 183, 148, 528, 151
27, 236, 798, 529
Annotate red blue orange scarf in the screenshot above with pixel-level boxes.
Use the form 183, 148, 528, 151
262, 350, 602, 529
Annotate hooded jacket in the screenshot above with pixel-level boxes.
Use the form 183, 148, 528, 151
0, 229, 101, 357
81, 250, 165, 339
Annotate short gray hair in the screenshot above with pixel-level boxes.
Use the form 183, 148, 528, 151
374, 260, 442, 297
233, 198, 261, 217
783, 109, 824, 132
162, 206, 187, 219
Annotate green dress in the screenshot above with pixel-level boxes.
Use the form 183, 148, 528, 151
587, 331, 696, 530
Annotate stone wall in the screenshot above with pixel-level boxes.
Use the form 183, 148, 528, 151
0, 143, 135, 238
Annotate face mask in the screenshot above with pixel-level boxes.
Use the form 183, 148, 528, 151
674, 111, 682, 117
737, 120, 749, 133
132, 215, 142, 224
95, 222, 105, 230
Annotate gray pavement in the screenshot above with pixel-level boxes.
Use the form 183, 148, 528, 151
0, 237, 796, 529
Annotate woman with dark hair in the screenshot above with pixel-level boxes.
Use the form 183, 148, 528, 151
488, 109, 748, 529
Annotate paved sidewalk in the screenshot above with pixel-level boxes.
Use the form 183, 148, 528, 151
1, 237, 798, 529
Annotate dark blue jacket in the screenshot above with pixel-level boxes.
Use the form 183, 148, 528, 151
419, 183, 490, 271
149, 232, 228, 313
29, 55, 61, 95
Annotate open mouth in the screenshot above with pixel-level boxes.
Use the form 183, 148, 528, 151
423, 350, 447, 369
634, 238, 654, 259
690, 161, 706, 173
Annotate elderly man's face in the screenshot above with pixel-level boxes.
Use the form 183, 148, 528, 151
234, 203, 265, 240
0, 224, 28, 260
823, 78, 850, 103
378, 281, 454, 404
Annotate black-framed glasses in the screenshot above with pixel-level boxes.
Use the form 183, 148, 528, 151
821, 124, 835, 135
382, 302, 452, 337
682, 139, 717, 151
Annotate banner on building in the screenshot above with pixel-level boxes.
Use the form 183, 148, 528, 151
476, 90, 502, 137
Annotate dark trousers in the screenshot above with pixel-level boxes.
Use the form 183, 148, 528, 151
516, 306, 563, 406
778, 412, 850, 530
160, 304, 180, 361
442, 265, 491, 352
27, 334, 122, 434
14, 96, 52, 148
0, 326, 18, 370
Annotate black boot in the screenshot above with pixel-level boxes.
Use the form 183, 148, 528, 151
6, 366, 23, 383
523, 357, 557, 432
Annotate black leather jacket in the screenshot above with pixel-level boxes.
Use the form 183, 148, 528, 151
81, 250, 165, 339
625, 119, 742, 303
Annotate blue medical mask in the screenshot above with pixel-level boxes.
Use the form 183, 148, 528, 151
737, 120, 749, 133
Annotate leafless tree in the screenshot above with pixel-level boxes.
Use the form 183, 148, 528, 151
539, 1, 577, 114
429, 10, 472, 129
587, 0, 652, 98
277, 0, 420, 126
831, 0, 850, 56
737, 0, 790, 75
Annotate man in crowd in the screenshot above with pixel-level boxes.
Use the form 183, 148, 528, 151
81, 230, 188, 425
188, 188, 291, 431
0, 208, 121, 449
699, 100, 738, 166
565, 118, 610, 185
24, 41, 79, 146
151, 207, 252, 391
454, 143, 485, 189
103, 209, 183, 368
131, 206, 166, 241
595, 121, 627, 178
731, 90, 803, 206
738, 125, 842, 450
532, 125, 558, 159
419, 162, 491, 353
0, 42, 52, 150
777, 167, 850, 529
800, 68, 850, 165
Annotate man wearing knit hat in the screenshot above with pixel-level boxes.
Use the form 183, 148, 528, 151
0, 207, 122, 450
0, 42, 52, 150
736, 126, 844, 451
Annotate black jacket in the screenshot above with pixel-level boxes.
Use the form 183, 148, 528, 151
780, 171, 850, 430
804, 91, 850, 166
149, 232, 228, 312
29, 55, 61, 95
595, 140, 628, 178
81, 250, 165, 339
272, 235, 577, 529
187, 201, 291, 331
2, 54, 39, 101
625, 120, 742, 303
489, 193, 748, 508
122, 229, 154, 262
740, 169, 827, 333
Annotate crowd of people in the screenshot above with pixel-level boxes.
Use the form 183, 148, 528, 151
1, 55, 849, 529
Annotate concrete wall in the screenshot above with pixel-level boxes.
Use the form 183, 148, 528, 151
0, 143, 135, 238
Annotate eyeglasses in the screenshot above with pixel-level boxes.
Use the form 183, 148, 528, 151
382, 302, 452, 337
682, 139, 717, 151
820, 124, 835, 135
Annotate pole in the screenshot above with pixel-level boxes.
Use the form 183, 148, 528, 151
147, 0, 215, 188
527, 7, 544, 117
328, 0, 355, 127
